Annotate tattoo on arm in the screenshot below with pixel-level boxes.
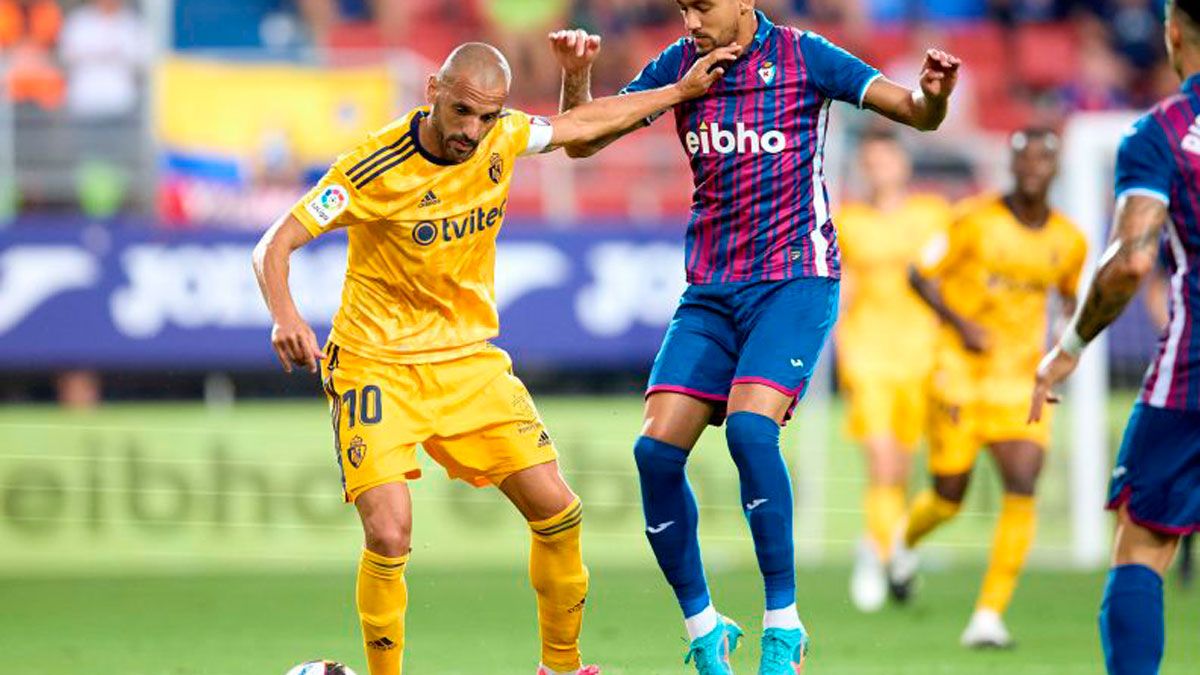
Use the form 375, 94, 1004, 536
560, 70, 593, 113
1072, 196, 1167, 342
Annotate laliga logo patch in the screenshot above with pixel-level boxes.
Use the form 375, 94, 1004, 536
347, 436, 367, 469
305, 185, 349, 227
489, 153, 504, 184
758, 61, 776, 85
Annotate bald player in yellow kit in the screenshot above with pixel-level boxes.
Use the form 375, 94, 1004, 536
252, 41, 740, 675
886, 129, 1087, 648
836, 129, 951, 613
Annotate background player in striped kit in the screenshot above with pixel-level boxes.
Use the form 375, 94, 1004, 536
1032, 1, 1200, 672
550, 1, 960, 672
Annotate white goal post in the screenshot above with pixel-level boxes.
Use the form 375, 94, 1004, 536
1061, 112, 1141, 568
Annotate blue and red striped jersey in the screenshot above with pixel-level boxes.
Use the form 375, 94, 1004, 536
1116, 72, 1200, 410
622, 11, 880, 284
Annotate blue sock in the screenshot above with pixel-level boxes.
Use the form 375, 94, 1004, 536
1100, 564, 1165, 675
725, 411, 795, 611
633, 435, 711, 618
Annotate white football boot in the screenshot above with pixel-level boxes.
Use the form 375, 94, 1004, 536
850, 537, 887, 612
886, 525, 919, 604
960, 608, 1014, 649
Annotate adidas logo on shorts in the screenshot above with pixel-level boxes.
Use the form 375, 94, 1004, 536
537, 430, 552, 448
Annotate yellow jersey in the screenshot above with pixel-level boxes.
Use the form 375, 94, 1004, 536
917, 194, 1087, 401
291, 107, 552, 364
836, 193, 952, 380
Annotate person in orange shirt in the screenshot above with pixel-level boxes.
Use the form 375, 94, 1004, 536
888, 129, 1087, 648
0, 0, 64, 109
835, 129, 952, 613
252, 41, 736, 675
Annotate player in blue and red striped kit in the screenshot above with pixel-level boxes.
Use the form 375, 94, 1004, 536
1031, 2, 1200, 673
551, 1, 959, 672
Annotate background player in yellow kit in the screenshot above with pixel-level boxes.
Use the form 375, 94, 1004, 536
886, 129, 1087, 648
836, 129, 952, 613
251, 42, 739, 675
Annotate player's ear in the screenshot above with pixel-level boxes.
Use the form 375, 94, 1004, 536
425, 75, 438, 106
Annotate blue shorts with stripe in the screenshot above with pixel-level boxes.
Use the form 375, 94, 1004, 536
646, 277, 839, 425
1107, 402, 1200, 535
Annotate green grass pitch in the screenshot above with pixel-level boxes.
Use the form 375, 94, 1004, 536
0, 395, 1196, 674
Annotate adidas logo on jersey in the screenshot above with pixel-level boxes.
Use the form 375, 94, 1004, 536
418, 190, 440, 208
685, 122, 787, 156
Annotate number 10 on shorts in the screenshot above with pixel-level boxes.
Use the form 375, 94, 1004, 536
341, 385, 383, 427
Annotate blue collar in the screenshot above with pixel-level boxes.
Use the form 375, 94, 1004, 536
750, 10, 773, 52
1182, 72, 1200, 93
412, 111, 457, 167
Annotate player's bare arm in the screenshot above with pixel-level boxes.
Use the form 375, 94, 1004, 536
549, 29, 639, 158
863, 49, 961, 132
908, 265, 988, 353
544, 42, 741, 151
252, 214, 325, 374
1030, 195, 1168, 421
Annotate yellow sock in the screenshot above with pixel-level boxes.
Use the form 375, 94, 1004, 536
528, 498, 589, 672
357, 548, 409, 675
865, 485, 907, 560
977, 494, 1037, 614
904, 489, 962, 548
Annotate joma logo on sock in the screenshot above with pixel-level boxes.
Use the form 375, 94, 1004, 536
646, 521, 675, 534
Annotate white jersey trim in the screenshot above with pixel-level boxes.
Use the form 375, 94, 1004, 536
857, 73, 883, 109
1149, 218, 1188, 407
810, 100, 832, 277
1117, 187, 1171, 206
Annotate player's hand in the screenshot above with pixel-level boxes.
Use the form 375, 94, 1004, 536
1029, 345, 1080, 423
954, 319, 990, 354
919, 49, 961, 101
676, 43, 743, 99
270, 315, 324, 374
548, 29, 602, 73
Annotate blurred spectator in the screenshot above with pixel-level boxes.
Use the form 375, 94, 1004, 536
1055, 36, 1131, 115
1093, 0, 1164, 74
60, 0, 150, 119
483, 0, 572, 102
1, 0, 64, 109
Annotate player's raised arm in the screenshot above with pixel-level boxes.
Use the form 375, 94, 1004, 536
252, 214, 324, 374
549, 29, 640, 158
1030, 194, 1168, 421
862, 49, 961, 132
543, 42, 742, 151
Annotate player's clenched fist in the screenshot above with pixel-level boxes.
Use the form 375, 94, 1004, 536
548, 28, 601, 72
920, 48, 961, 101
271, 316, 324, 374
676, 43, 743, 99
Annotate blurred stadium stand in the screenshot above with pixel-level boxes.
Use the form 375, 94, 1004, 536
0, 0, 1175, 401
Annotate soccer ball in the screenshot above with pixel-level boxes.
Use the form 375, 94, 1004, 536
285, 661, 358, 675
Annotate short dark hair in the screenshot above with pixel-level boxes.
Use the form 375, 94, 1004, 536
1010, 127, 1060, 152
1173, 0, 1200, 26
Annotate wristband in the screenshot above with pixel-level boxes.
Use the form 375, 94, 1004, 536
1060, 325, 1089, 358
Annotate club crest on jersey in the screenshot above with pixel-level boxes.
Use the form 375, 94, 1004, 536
489, 153, 504, 183
346, 436, 366, 469
758, 61, 776, 85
